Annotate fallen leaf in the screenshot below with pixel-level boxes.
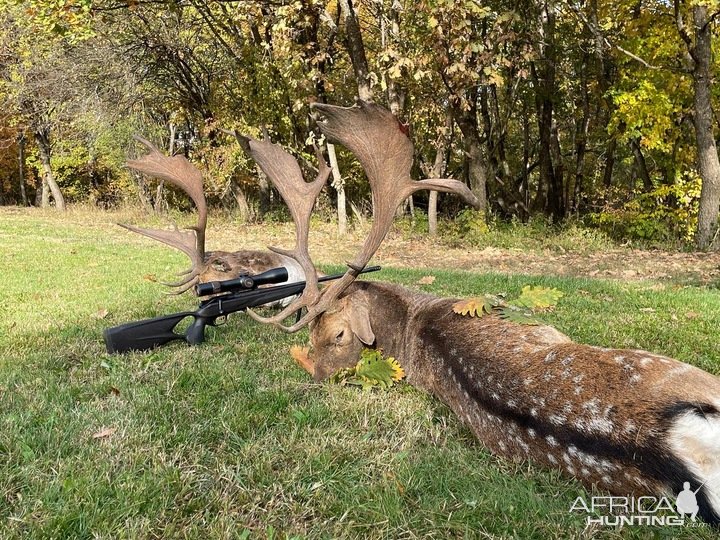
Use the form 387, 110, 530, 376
685, 311, 700, 319
94, 309, 109, 319
452, 297, 495, 317
143, 274, 157, 282
417, 275, 436, 285
92, 426, 116, 439
109, 386, 121, 396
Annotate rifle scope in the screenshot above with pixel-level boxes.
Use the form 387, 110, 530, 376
195, 266, 289, 296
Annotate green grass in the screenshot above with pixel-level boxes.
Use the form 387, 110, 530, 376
1, 209, 720, 539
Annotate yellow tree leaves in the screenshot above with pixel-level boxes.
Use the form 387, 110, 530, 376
453, 286, 564, 325
330, 348, 405, 390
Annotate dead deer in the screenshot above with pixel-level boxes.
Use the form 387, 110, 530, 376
121, 137, 306, 295
230, 100, 720, 526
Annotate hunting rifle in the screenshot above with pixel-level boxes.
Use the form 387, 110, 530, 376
103, 265, 381, 354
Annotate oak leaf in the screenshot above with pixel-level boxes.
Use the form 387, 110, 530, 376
514, 286, 564, 310
452, 296, 496, 318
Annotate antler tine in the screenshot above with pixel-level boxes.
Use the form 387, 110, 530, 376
123, 136, 209, 293
301, 100, 482, 321
236, 131, 331, 329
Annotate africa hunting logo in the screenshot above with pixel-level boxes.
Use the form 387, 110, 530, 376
570, 481, 703, 527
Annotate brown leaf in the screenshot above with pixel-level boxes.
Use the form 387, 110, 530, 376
94, 309, 109, 319
92, 426, 116, 440
143, 274, 157, 282
685, 311, 701, 320
109, 386, 121, 396
452, 298, 489, 318
417, 275, 436, 285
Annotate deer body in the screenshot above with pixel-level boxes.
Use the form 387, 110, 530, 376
307, 281, 720, 525
124, 101, 720, 525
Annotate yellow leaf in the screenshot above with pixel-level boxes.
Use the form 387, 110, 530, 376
452, 297, 491, 317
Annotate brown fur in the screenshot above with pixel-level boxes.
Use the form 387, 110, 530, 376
303, 281, 720, 524
198, 250, 290, 283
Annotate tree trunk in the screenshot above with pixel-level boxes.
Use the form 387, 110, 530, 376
572, 52, 591, 214
452, 101, 488, 214
603, 136, 617, 188
327, 143, 347, 235
630, 138, 653, 191
428, 191, 438, 236
689, 5, 720, 249
33, 129, 65, 210
338, 0, 372, 101
17, 132, 28, 206
428, 111, 453, 236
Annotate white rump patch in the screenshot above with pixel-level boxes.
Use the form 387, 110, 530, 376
667, 408, 720, 519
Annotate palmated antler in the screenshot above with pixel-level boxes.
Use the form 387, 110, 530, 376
239, 100, 481, 332
123, 136, 208, 294
233, 129, 331, 328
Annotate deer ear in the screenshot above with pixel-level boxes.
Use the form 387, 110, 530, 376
348, 299, 375, 345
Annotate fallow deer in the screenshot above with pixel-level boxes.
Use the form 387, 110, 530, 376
121, 137, 306, 295
230, 100, 720, 526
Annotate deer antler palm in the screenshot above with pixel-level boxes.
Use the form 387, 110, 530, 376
240, 100, 481, 332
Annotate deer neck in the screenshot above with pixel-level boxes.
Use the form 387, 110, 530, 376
350, 281, 445, 391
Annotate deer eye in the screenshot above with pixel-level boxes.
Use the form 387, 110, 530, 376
335, 329, 345, 344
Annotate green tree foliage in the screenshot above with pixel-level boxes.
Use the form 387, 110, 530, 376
1, 0, 720, 248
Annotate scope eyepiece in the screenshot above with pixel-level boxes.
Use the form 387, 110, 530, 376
195, 266, 289, 296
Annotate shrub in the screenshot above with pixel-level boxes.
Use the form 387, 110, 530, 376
587, 174, 701, 244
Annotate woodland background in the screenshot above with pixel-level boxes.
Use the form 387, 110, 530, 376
2, 0, 720, 249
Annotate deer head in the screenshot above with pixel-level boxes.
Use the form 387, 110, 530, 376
238, 100, 481, 332
123, 136, 301, 293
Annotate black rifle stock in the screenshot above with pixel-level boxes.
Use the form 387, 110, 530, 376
103, 266, 381, 354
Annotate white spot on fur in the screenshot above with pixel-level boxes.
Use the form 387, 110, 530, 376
623, 421, 637, 434
549, 414, 566, 426
587, 417, 614, 435
630, 373, 642, 384
544, 351, 558, 363
527, 428, 537, 438
639, 357, 653, 367
507, 400, 517, 409
523, 377, 534, 386
547, 453, 558, 464
546, 435, 558, 447
574, 386, 583, 395
530, 408, 538, 418
583, 398, 601, 415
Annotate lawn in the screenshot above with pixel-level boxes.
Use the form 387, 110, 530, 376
1, 208, 720, 539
